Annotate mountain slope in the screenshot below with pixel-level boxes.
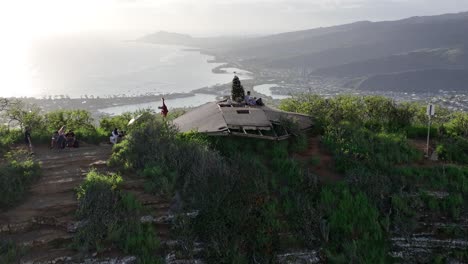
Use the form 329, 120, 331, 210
312, 47, 468, 77
240, 13, 468, 68
141, 12, 468, 70
138, 31, 243, 49
141, 12, 468, 93
358, 69, 468, 92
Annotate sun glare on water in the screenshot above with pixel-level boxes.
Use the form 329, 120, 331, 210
0, 0, 110, 98
0, 38, 37, 98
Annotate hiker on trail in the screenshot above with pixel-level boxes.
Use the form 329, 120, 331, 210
50, 131, 59, 149
56, 125, 67, 149
65, 130, 77, 147
24, 126, 34, 155
110, 128, 119, 144
158, 97, 169, 118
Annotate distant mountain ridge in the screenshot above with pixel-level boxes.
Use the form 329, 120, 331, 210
141, 11, 468, 92
359, 69, 468, 92
313, 48, 468, 77
140, 31, 193, 45
138, 31, 243, 48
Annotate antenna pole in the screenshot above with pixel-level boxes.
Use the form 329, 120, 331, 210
426, 115, 431, 157
425, 104, 434, 158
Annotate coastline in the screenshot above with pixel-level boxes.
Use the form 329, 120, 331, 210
4, 42, 290, 119
15, 92, 201, 120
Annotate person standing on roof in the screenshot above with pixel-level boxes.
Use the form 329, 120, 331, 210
158, 97, 169, 118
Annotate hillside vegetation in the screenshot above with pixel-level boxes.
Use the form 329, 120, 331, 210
312, 48, 468, 78
106, 95, 467, 262
357, 69, 468, 92
1, 95, 467, 263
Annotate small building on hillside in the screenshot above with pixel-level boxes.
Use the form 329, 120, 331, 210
173, 101, 312, 140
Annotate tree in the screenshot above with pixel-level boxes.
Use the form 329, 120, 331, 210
231, 75, 245, 102
445, 111, 468, 137
3, 100, 43, 130
0, 98, 9, 112
44, 109, 95, 131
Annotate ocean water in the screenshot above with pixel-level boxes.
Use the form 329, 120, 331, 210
254, 84, 291, 99
0, 35, 247, 99
98, 93, 218, 116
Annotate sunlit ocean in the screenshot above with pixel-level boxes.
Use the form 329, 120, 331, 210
0, 35, 237, 99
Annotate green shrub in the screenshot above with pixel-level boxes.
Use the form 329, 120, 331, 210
436, 136, 468, 164
73, 127, 107, 145
108, 139, 132, 170
406, 125, 439, 139
443, 193, 464, 219
0, 151, 41, 208
323, 122, 420, 172
0, 126, 22, 154
287, 192, 321, 248
45, 109, 95, 131
99, 113, 133, 134
289, 132, 308, 152
319, 185, 388, 263
171, 214, 197, 259
141, 164, 177, 196
3, 100, 44, 131
345, 166, 392, 208
194, 164, 282, 263
109, 119, 294, 262
390, 193, 419, 239
391, 165, 468, 195
108, 117, 179, 170
444, 111, 468, 137
13, 109, 106, 145
0, 240, 27, 264
74, 170, 161, 263
280, 95, 417, 133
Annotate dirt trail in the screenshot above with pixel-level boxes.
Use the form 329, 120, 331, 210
293, 136, 343, 183
0, 144, 112, 262
0, 144, 171, 263
407, 138, 445, 167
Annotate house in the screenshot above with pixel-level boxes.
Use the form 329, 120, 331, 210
173, 101, 312, 140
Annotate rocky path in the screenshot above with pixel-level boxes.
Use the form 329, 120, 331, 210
0, 144, 113, 263
293, 136, 343, 183
0, 144, 174, 263
0, 146, 107, 263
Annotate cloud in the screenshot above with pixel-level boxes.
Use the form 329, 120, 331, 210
1, 0, 467, 36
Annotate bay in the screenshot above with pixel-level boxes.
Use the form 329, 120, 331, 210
0, 35, 245, 100
253, 84, 291, 99
98, 93, 218, 116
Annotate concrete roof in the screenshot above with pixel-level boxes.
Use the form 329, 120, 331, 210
172, 102, 228, 134
173, 102, 313, 139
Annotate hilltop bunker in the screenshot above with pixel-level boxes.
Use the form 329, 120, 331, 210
173, 101, 312, 140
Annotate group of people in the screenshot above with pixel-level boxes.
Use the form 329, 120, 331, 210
50, 125, 79, 150
245, 91, 263, 106
225, 91, 264, 106
22, 125, 79, 155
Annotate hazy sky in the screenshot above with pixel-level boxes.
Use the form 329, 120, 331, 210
1, 0, 468, 38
